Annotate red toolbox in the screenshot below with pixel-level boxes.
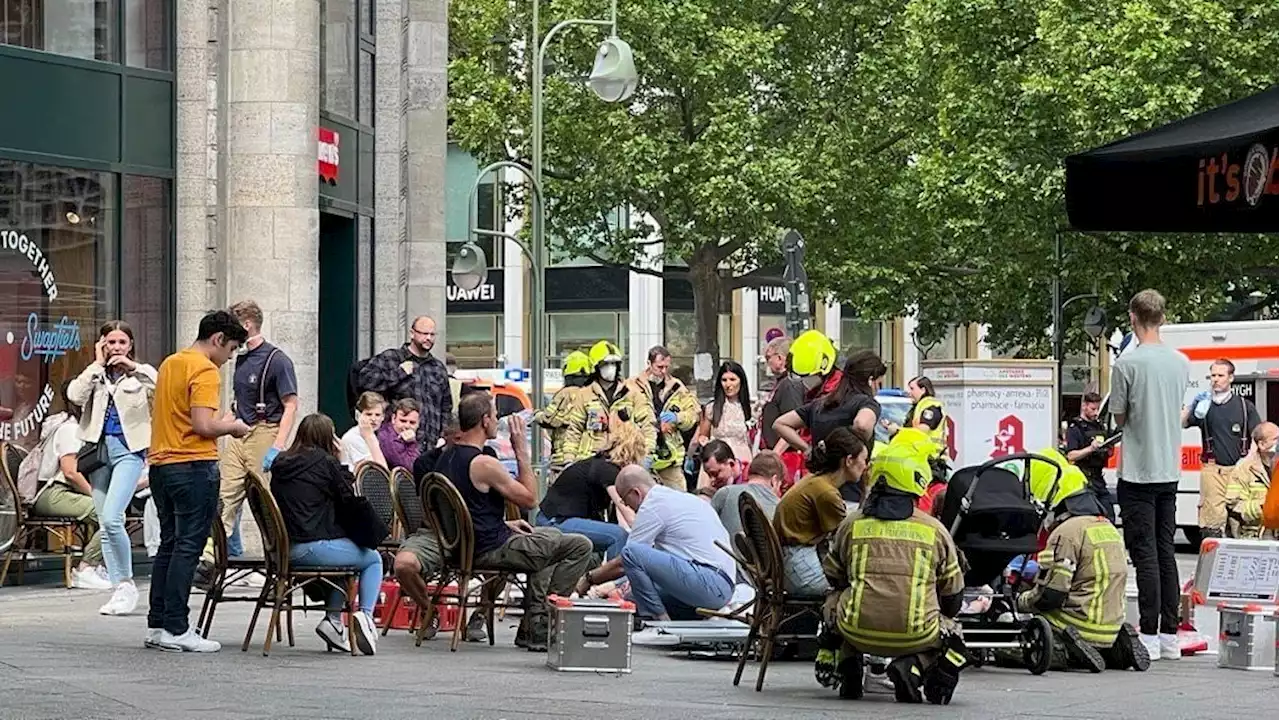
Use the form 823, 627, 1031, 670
373, 579, 461, 632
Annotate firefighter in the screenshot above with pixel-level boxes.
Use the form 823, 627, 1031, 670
1223, 422, 1277, 539
561, 341, 656, 464
534, 351, 594, 478
814, 432, 968, 704
1017, 449, 1150, 673
631, 346, 700, 490
768, 330, 841, 487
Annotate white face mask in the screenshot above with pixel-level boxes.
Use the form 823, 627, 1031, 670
600, 364, 618, 382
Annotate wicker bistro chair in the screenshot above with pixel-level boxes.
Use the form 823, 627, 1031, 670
354, 461, 398, 549
416, 472, 522, 652
377, 466, 427, 635
0, 442, 90, 589
196, 505, 269, 638
732, 492, 825, 692
240, 473, 361, 656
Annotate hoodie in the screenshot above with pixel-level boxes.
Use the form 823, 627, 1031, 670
270, 448, 358, 544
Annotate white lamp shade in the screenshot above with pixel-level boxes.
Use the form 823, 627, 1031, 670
588, 37, 638, 103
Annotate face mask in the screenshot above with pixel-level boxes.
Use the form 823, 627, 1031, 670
600, 364, 618, 382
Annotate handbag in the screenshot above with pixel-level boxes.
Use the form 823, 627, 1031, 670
335, 495, 390, 550
76, 440, 109, 475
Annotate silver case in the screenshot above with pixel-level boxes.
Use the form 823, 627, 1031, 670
546, 598, 634, 673
1217, 604, 1278, 672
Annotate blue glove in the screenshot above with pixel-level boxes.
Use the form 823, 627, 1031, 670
1192, 391, 1211, 420
262, 446, 280, 470
1020, 559, 1039, 580
642, 456, 654, 471
659, 411, 677, 425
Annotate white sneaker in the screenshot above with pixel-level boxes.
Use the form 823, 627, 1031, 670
316, 616, 351, 653
144, 628, 163, 649
72, 566, 113, 590
1159, 633, 1181, 660
352, 611, 377, 656
98, 581, 139, 616
158, 629, 221, 653
1139, 633, 1162, 661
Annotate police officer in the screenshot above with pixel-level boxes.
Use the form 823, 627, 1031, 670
534, 351, 594, 479
561, 341, 655, 464
814, 429, 968, 704
1064, 391, 1116, 522
1017, 449, 1150, 673
631, 345, 699, 490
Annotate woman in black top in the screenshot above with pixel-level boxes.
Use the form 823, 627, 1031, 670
271, 413, 383, 656
535, 421, 647, 559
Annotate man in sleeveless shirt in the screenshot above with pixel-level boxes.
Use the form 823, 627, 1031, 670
434, 392, 593, 651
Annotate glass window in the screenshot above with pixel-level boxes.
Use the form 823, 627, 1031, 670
361, 0, 374, 36
358, 49, 373, 126
125, 0, 168, 69
321, 0, 356, 119
120, 175, 171, 365
1, 0, 116, 61
447, 314, 500, 369
548, 312, 627, 370
664, 311, 732, 386
0, 160, 115, 449
756, 312, 814, 390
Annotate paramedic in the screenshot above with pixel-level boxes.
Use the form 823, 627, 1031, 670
1182, 358, 1260, 539
814, 432, 967, 705
560, 341, 656, 465
632, 345, 700, 490
1065, 391, 1116, 522
1015, 449, 1150, 673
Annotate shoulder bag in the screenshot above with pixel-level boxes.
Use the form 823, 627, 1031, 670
336, 494, 390, 550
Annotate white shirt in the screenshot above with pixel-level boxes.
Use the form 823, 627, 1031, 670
340, 426, 372, 470
628, 485, 736, 581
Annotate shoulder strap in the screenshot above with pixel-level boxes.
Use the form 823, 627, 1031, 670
259, 348, 282, 406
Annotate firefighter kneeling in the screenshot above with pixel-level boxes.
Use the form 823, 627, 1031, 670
814, 432, 968, 704
1008, 449, 1150, 673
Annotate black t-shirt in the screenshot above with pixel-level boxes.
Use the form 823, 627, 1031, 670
1065, 417, 1111, 478
798, 393, 882, 446
538, 455, 620, 521
761, 375, 806, 449
1192, 395, 1260, 466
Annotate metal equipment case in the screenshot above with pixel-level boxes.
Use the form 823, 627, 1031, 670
1217, 603, 1279, 672
546, 596, 635, 673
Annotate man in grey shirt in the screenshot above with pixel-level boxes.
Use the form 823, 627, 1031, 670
711, 451, 786, 538
1109, 289, 1189, 663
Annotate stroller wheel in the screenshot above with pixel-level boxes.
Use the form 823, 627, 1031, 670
1021, 617, 1053, 676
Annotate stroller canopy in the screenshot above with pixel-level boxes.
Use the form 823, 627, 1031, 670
941, 465, 1043, 562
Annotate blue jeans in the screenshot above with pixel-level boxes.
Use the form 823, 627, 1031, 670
620, 543, 733, 619
227, 506, 244, 558
148, 461, 219, 635
536, 512, 627, 560
290, 538, 383, 614
89, 435, 146, 585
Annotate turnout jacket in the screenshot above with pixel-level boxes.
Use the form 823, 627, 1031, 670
632, 374, 699, 470
1017, 514, 1127, 646
822, 508, 964, 657
1225, 451, 1276, 539
561, 378, 656, 464
536, 383, 591, 470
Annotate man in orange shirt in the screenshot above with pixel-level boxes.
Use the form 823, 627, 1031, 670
146, 310, 250, 653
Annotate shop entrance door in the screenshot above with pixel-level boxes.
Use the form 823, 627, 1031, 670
318, 211, 356, 431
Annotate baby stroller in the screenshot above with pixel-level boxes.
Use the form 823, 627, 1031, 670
936, 453, 1064, 675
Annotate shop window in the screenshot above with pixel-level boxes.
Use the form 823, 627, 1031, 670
125, 0, 167, 70
321, 0, 356, 119
548, 311, 626, 370
446, 314, 501, 369
1, 0, 116, 61
120, 175, 171, 366
0, 160, 115, 449
664, 311, 732, 385
756, 312, 814, 390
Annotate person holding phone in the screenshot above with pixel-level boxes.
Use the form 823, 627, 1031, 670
1065, 391, 1117, 523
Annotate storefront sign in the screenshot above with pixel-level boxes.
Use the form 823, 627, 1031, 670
447, 282, 497, 302
318, 127, 340, 185
0, 229, 66, 442
447, 269, 504, 313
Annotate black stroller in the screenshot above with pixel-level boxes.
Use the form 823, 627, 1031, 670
936, 453, 1064, 675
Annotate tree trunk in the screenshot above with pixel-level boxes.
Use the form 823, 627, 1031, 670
689, 248, 722, 402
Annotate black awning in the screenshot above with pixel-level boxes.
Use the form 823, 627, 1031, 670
1065, 88, 1278, 233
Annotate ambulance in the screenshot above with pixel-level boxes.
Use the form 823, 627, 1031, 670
1105, 319, 1279, 543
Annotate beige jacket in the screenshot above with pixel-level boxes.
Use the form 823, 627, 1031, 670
67, 361, 157, 453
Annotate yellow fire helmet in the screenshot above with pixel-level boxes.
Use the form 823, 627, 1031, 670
562, 350, 593, 376
1027, 447, 1089, 508
788, 330, 837, 377
588, 340, 622, 367
867, 431, 934, 497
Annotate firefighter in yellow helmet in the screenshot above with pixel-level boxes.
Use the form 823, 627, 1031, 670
561, 341, 656, 464
630, 345, 700, 490
814, 430, 968, 704
1011, 449, 1149, 673
534, 351, 594, 478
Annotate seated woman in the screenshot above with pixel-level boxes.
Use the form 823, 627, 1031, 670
772, 428, 869, 597
536, 421, 646, 559
271, 413, 384, 656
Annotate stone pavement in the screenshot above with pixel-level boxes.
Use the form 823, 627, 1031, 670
1, 576, 1275, 720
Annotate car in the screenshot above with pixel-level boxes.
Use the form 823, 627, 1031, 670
874, 389, 914, 445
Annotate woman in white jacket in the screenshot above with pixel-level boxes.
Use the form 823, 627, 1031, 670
67, 321, 156, 616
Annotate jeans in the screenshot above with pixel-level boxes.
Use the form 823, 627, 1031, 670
620, 543, 733, 619
781, 545, 831, 597
536, 512, 628, 560
148, 461, 219, 636
1117, 480, 1180, 635
89, 434, 146, 584
290, 538, 383, 614
227, 506, 244, 558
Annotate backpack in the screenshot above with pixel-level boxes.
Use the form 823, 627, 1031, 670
346, 357, 372, 414
16, 417, 68, 504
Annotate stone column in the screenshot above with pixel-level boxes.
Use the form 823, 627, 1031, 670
404, 0, 449, 356
373, 0, 407, 354
223, 0, 320, 411
174, 0, 214, 343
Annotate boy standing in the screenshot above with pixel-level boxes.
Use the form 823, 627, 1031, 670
146, 311, 250, 652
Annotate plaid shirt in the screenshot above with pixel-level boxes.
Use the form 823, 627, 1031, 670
357, 345, 452, 449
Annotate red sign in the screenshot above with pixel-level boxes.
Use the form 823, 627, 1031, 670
991, 414, 1025, 458
317, 127, 340, 185
944, 415, 957, 461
